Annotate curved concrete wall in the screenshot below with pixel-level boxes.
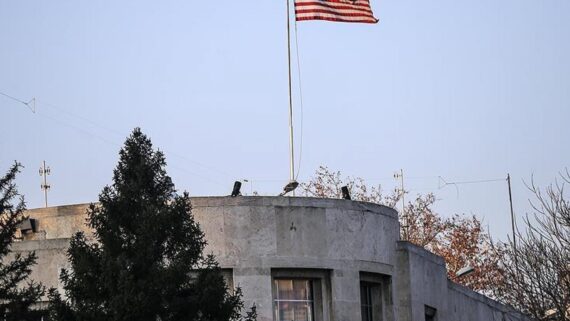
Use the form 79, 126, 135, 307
193, 196, 399, 271
11, 197, 400, 321
192, 197, 400, 321
8, 197, 529, 321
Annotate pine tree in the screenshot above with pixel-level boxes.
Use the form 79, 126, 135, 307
49, 129, 250, 321
0, 163, 45, 321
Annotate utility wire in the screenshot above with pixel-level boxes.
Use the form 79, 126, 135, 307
41, 100, 124, 138
37, 110, 119, 147
1, 91, 516, 193
1, 90, 230, 186
437, 176, 506, 198
1, 91, 35, 113
41, 99, 230, 177
438, 176, 506, 188
38, 108, 225, 187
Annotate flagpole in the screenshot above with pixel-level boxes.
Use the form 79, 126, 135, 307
286, 0, 295, 183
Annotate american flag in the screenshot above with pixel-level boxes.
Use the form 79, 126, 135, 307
294, 0, 378, 24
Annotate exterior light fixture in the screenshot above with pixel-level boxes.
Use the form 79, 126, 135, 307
456, 266, 474, 278
231, 181, 242, 197
341, 186, 351, 200
279, 180, 299, 196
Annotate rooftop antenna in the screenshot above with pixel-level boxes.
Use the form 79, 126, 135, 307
39, 161, 51, 208
506, 173, 518, 269
394, 169, 407, 240
26, 97, 36, 113
0, 91, 36, 113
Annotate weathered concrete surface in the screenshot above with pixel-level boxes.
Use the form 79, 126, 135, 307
19, 203, 93, 240
8, 239, 70, 302
191, 197, 399, 321
6, 197, 529, 321
396, 242, 528, 321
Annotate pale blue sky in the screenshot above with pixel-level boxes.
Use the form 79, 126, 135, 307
1, 0, 569, 241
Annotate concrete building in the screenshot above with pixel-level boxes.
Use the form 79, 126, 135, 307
9, 197, 529, 321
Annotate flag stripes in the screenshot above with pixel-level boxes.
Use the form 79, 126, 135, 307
295, 0, 378, 24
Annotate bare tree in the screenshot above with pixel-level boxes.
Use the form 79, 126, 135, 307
301, 166, 506, 295
300, 166, 400, 207
496, 171, 570, 320
433, 215, 506, 295
403, 193, 447, 248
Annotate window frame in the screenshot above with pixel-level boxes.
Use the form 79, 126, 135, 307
359, 272, 394, 321
360, 281, 375, 321
273, 279, 316, 321
271, 269, 332, 321
424, 305, 437, 321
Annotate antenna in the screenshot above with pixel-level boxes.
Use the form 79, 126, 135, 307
26, 97, 36, 113
0, 91, 35, 113
39, 161, 51, 208
394, 169, 407, 240
506, 174, 518, 270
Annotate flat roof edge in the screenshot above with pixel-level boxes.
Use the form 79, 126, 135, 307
24, 196, 398, 219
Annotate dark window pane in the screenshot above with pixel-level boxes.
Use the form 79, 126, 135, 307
361, 306, 371, 321
360, 283, 374, 321
425, 305, 437, 321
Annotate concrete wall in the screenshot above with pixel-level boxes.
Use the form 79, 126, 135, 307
191, 197, 399, 321
8, 204, 88, 301
8, 239, 71, 296
396, 242, 529, 321
10, 197, 399, 321
19, 204, 94, 240
6, 197, 529, 321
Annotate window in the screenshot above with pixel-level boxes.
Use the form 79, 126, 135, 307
274, 279, 314, 321
221, 268, 234, 291
360, 283, 374, 321
360, 272, 394, 321
424, 305, 437, 321
272, 269, 331, 321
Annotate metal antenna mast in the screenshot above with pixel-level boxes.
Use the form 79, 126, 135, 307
394, 169, 407, 239
507, 173, 518, 267
39, 161, 51, 208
